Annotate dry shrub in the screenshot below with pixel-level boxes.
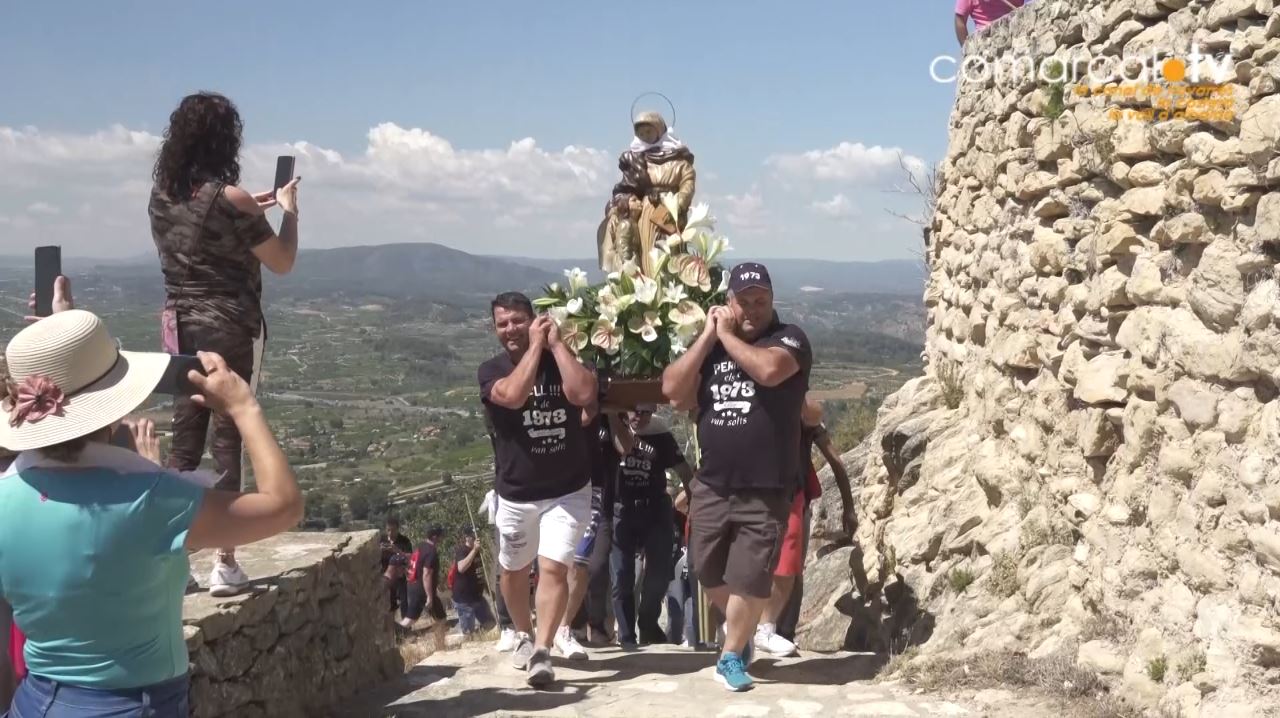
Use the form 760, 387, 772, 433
899, 651, 1142, 718
397, 632, 438, 671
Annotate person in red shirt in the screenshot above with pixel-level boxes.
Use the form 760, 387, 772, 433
754, 397, 858, 657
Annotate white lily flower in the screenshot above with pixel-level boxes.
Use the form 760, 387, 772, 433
547, 307, 570, 327
660, 282, 688, 306
597, 284, 617, 307
660, 192, 682, 223
649, 246, 669, 277
634, 275, 659, 305
627, 311, 663, 343
620, 259, 641, 278
708, 236, 732, 262
668, 299, 706, 327
564, 267, 590, 293
607, 271, 622, 282
566, 297, 584, 315
591, 319, 623, 354
717, 269, 730, 293
685, 203, 715, 232
548, 282, 562, 294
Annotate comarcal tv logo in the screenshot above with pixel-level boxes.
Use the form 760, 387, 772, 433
931, 44, 1239, 122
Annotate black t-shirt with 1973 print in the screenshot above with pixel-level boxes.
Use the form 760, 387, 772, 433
617, 431, 686, 505
478, 350, 591, 502
696, 319, 812, 492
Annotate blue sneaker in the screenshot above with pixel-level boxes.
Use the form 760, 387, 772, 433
715, 652, 754, 692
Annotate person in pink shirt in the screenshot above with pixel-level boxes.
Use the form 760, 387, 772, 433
955, 0, 1026, 46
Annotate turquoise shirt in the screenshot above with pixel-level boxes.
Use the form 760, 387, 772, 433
0, 444, 205, 689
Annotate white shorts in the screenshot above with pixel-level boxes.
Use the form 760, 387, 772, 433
495, 484, 592, 571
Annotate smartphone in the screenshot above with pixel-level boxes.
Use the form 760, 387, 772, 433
33, 245, 61, 318
273, 155, 296, 197
109, 423, 138, 451
153, 355, 206, 396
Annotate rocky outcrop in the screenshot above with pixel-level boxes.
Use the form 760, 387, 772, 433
184, 531, 402, 718
799, 1, 1280, 716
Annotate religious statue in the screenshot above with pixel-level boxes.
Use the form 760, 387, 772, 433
597, 110, 696, 275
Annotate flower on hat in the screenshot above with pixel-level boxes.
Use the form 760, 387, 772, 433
9, 375, 66, 428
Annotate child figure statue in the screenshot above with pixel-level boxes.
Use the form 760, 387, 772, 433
597, 110, 696, 275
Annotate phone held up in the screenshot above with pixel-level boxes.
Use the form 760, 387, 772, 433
273, 155, 296, 198
153, 355, 206, 396
33, 245, 62, 318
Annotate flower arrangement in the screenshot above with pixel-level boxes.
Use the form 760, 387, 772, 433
534, 198, 731, 378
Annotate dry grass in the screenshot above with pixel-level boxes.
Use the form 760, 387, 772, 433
397, 632, 439, 671
1176, 650, 1206, 682
937, 361, 964, 410
1146, 656, 1168, 683
986, 554, 1021, 598
396, 623, 499, 672
1079, 610, 1134, 644
897, 651, 1142, 718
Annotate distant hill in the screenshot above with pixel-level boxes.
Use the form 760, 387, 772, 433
3, 243, 924, 302
266, 243, 556, 300
508, 257, 926, 296
0, 244, 556, 303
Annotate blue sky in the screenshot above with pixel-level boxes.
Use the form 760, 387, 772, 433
0, 1, 965, 261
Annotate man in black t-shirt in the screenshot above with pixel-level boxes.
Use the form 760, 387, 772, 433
609, 406, 693, 647
453, 527, 495, 634
662, 262, 811, 692
380, 516, 415, 617
402, 526, 448, 651
477, 291, 597, 688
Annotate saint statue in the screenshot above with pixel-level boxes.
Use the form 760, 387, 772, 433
597, 111, 696, 275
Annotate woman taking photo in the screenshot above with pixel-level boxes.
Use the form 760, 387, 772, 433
150, 91, 301, 596
0, 310, 303, 716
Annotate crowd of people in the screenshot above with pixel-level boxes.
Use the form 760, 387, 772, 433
375, 259, 859, 693
472, 262, 857, 691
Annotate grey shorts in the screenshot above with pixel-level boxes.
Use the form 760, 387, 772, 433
688, 479, 791, 599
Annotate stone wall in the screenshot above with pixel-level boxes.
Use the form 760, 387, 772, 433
184, 531, 402, 718
798, 1, 1280, 716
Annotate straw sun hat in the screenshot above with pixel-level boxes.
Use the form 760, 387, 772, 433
0, 310, 169, 452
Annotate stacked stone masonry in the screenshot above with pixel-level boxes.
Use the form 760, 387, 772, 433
798, 1, 1280, 716
183, 531, 403, 718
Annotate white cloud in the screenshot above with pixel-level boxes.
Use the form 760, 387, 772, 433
0, 125, 931, 262
768, 142, 926, 185
810, 193, 859, 219
0, 122, 613, 259
719, 188, 769, 234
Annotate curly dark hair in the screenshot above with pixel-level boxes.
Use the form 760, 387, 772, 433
152, 92, 243, 199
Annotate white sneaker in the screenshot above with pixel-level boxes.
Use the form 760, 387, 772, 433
754, 622, 797, 657
555, 625, 587, 660
208, 559, 250, 597
495, 627, 517, 652
511, 632, 535, 670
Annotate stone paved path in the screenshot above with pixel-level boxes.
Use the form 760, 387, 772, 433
338, 642, 1060, 718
